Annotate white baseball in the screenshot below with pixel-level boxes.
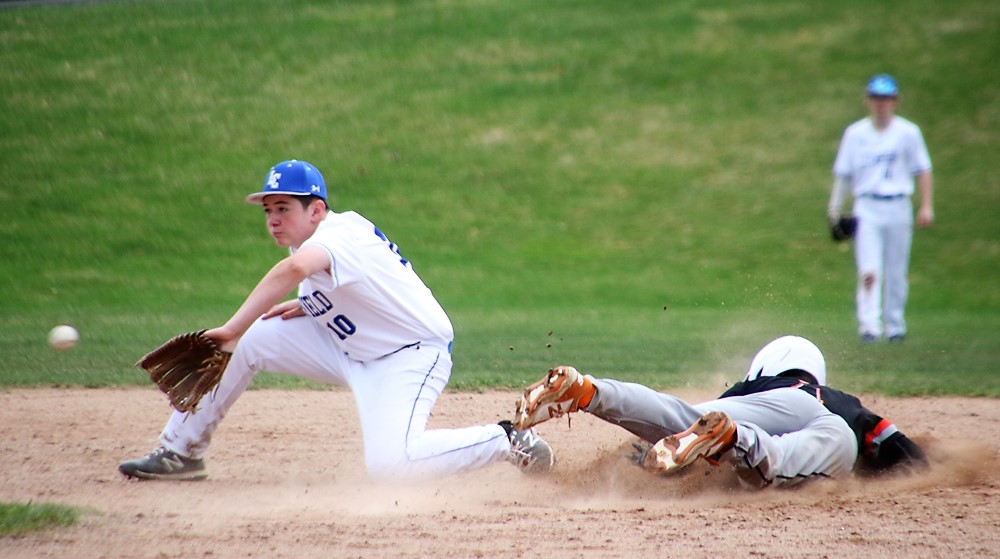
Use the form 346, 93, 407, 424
48, 325, 79, 352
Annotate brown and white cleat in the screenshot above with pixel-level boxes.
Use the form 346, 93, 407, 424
643, 411, 737, 474
514, 365, 595, 430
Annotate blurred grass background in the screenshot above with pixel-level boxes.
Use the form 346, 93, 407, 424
1, 0, 998, 396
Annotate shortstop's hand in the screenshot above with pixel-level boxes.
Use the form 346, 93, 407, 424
262, 299, 306, 321
202, 326, 240, 353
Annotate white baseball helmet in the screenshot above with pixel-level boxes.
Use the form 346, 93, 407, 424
744, 335, 827, 386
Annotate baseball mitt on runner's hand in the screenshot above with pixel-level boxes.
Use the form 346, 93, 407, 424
136, 330, 232, 413
830, 215, 858, 242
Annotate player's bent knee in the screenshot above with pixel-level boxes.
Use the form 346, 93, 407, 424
363, 447, 418, 481
235, 316, 282, 348
814, 417, 858, 477
230, 317, 296, 371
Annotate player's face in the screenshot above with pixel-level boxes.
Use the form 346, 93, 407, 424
866, 95, 897, 123
262, 195, 322, 248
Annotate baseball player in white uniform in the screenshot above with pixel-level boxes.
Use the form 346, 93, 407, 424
828, 74, 935, 343
120, 160, 554, 481
515, 335, 927, 488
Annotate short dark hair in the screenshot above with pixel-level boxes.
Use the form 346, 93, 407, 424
295, 195, 328, 210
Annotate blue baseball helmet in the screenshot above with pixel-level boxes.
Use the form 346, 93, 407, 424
866, 74, 899, 97
246, 160, 327, 204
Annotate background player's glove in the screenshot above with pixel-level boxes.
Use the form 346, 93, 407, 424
136, 330, 232, 413
830, 215, 858, 242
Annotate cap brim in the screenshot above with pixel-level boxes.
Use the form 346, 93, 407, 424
245, 191, 316, 205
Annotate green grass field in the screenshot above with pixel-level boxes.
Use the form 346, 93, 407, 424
2, 0, 998, 397
0, 501, 79, 536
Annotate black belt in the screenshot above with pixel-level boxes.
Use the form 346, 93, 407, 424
862, 193, 906, 201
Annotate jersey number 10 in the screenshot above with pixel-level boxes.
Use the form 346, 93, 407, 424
326, 315, 357, 340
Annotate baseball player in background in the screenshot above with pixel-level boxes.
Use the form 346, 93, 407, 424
120, 159, 554, 481
828, 74, 935, 343
515, 335, 927, 488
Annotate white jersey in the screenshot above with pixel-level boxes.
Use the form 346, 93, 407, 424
833, 115, 932, 197
161, 212, 512, 478
295, 211, 453, 362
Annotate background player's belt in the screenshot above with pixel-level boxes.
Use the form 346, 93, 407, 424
862, 193, 907, 201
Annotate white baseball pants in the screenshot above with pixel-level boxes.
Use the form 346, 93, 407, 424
159, 315, 511, 480
853, 196, 914, 338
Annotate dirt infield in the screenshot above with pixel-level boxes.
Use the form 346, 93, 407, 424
2, 387, 999, 559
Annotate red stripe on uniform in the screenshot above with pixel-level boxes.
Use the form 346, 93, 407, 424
864, 418, 893, 450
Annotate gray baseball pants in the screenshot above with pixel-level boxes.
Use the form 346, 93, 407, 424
586, 378, 858, 487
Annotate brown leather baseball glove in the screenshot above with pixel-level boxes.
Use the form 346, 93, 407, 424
136, 330, 232, 413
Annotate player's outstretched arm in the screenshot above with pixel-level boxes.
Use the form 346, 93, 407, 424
873, 431, 928, 472
206, 245, 329, 349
